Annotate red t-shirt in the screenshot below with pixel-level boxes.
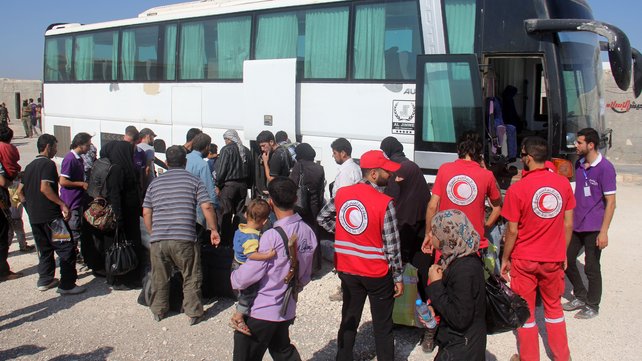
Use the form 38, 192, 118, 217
433, 159, 501, 249
501, 168, 575, 262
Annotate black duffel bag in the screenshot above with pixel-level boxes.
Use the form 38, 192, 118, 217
483, 260, 530, 334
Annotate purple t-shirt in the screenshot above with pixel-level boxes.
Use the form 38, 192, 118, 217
573, 153, 617, 232
60, 151, 85, 210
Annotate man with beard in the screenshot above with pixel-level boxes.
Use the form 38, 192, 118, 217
215, 129, 251, 245
563, 128, 616, 319
317, 150, 404, 361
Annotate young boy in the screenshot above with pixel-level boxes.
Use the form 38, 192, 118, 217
8, 173, 34, 252
229, 198, 274, 335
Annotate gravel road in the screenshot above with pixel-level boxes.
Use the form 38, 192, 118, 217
2, 129, 642, 361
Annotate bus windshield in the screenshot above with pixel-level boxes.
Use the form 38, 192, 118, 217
558, 31, 605, 149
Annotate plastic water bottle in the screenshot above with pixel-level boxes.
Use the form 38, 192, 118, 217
416, 298, 437, 329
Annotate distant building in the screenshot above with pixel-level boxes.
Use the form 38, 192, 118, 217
0, 78, 42, 120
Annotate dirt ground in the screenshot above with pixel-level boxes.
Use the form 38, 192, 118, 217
1, 127, 642, 360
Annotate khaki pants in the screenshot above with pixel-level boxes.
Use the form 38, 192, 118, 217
149, 240, 203, 317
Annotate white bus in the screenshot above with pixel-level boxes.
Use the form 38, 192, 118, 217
42, 0, 640, 187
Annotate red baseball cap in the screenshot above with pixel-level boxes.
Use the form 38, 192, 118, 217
359, 150, 401, 172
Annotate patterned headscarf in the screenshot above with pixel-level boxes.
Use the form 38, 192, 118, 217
223, 129, 246, 162
431, 209, 480, 270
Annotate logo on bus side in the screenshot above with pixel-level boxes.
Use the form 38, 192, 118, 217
446, 175, 478, 206
606, 100, 642, 113
531, 187, 563, 219
392, 100, 415, 135
339, 200, 369, 235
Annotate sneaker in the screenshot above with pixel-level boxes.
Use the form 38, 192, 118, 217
574, 306, 598, 319
37, 278, 59, 291
19, 245, 36, 252
562, 298, 586, 311
56, 285, 86, 295
329, 286, 343, 302
420, 328, 437, 353
0, 271, 24, 282
153, 313, 166, 322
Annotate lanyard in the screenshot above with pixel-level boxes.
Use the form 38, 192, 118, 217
582, 164, 591, 186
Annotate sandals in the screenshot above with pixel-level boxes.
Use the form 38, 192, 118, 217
229, 318, 252, 336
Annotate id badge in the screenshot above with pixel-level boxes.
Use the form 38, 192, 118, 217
583, 186, 591, 197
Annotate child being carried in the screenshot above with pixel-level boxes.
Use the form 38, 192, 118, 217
229, 199, 274, 336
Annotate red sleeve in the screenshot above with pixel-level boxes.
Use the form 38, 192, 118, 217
432, 170, 444, 197
565, 181, 576, 210
487, 173, 501, 201
501, 187, 521, 222
0, 143, 21, 179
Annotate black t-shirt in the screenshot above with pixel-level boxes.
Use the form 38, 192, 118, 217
269, 146, 292, 178
22, 156, 62, 224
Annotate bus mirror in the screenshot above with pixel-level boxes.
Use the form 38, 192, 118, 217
526, 19, 632, 91
632, 48, 642, 98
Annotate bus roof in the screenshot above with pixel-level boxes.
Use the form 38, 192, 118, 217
45, 0, 345, 36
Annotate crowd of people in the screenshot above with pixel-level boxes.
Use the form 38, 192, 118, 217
0, 122, 616, 361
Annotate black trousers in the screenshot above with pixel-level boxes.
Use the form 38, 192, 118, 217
0, 213, 11, 276
337, 272, 395, 361
31, 221, 77, 290
219, 181, 247, 245
565, 231, 602, 310
233, 317, 301, 361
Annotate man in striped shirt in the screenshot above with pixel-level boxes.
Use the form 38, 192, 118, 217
143, 145, 220, 326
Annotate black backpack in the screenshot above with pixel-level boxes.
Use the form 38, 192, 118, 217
87, 158, 112, 199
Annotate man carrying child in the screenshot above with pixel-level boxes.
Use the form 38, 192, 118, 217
231, 177, 317, 361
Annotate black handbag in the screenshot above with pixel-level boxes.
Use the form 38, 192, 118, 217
105, 227, 139, 276
294, 163, 310, 212
483, 260, 530, 334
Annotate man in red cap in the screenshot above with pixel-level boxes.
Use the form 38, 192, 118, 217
318, 150, 404, 361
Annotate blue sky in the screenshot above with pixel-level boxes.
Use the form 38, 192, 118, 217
0, 0, 639, 80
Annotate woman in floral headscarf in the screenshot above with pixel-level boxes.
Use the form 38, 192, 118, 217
426, 209, 486, 360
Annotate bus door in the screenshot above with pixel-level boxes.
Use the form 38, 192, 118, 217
414, 54, 483, 180
242, 58, 297, 143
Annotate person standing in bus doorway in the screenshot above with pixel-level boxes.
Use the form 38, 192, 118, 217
186, 133, 219, 239
59, 132, 92, 266
19, 134, 85, 294
563, 128, 616, 320
231, 177, 317, 361
184, 128, 202, 153
317, 150, 404, 361
21, 100, 33, 138
257, 130, 293, 184
216, 130, 251, 245
501, 137, 574, 361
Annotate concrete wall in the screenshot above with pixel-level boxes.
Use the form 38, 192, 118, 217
603, 67, 642, 165
0, 78, 42, 120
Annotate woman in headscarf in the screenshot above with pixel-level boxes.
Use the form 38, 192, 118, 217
425, 209, 486, 360
289, 143, 325, 273
83, 140, 143, 290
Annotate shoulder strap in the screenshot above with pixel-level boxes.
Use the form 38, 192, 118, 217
274, 226, 290, 258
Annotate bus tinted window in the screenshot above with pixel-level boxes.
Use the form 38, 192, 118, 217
179, 16, 251, 80
74, 30, 119, 81
421, 62, 478, 143
255, 7, 349, 79
164, 24, 177, 80
121, 26, 160, 81
353, 1, 422, 80
45, 36, 73, 82
444, 0, 476, 54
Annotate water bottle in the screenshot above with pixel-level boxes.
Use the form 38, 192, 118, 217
416, 298, 437, 329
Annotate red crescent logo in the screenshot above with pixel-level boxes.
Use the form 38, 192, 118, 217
453, 181, 468, 200
539, 193, 556, 212
344, 207, 358, 228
